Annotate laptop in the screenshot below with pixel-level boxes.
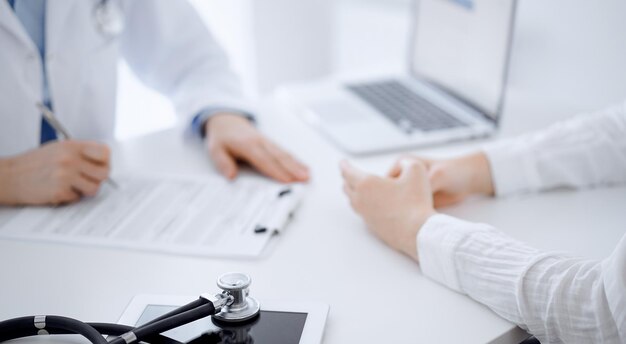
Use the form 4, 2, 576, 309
286, 0, 517, 154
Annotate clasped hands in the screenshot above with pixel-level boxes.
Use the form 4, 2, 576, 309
340, 153, 494, 261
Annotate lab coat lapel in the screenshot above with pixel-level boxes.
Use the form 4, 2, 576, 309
45, 0, 78, 55
0, 0, 38, 50
45, 0, 82, 128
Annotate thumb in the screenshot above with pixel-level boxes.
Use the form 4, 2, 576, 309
81, 142, 110, 163
340, 160, 368, 189
398, 159, 429, 185
399, 160, 435, 208
388, 156, 432, 178
210, 145, 238, 180
428, 164, 446, 192
399, 159, 428, 178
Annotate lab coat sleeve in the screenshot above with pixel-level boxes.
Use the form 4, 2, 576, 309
483, 101, 626, 196
119, 0, 254, 126
417, 214, 626, 343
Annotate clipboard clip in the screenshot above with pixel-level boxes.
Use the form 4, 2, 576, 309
253, 187, 296, 234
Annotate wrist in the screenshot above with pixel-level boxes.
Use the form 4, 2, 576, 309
0, 158, 18, 205
403, 209, 437, 261
204, 112, 251, 135
460, 152, 494, 196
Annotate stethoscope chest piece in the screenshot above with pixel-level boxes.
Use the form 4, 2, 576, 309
95, 0, 124, 37
213, 272, 261, 323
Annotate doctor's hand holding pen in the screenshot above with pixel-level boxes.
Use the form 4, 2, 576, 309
0, 141, 111, 206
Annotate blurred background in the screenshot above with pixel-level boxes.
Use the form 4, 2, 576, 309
115, 0, 626, 140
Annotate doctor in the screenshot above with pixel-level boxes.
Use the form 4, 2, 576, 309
0, 0, 309, 206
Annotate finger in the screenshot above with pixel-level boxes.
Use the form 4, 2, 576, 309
263, 141, 310, 182
79, 159, 110, 183
339, 160, 368, 190
53, 189, 81, 205
71, 173, 102, 197
388, 156, 432, 178
427, 164, 449, 193
80, 142, 111, 165
387, 154, 415, 178
342, 184, 360, 211
342, 183, 355, 199
241, 146, 292, 183
387, 160, 403, 178
209, 144, 238, 180
433, 192, 465, 208
398, 159, 429, 182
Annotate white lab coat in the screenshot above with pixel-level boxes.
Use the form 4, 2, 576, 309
0, 0, 251, 157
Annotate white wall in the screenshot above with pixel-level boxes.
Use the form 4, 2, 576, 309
115, 0, 626, 140
335, 0, 626, 129
187, 0, 333, 95
115, 0, 333, 140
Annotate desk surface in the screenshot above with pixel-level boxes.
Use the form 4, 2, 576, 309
3, 1, 626, 341
1, 94, 625, 344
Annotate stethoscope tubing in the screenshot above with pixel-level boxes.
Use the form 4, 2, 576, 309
121, 302, 216, 344
0, 316, 108, 344
0, 320, 181, 344
0, 298, 216, 344
143, 297, 210, 327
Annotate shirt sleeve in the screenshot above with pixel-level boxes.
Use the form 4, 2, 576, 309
417, 104, 626, 342
119, 0, 255, 126
191, 108, 256, 138
484, 101, 626, 196
417, 214, 626, 343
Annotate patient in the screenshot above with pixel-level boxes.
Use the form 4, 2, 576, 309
340, 102, 626, 343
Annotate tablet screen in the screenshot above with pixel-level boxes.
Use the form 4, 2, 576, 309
137, 305, 308, 344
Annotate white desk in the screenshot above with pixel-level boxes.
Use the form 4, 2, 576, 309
2, 0, 626, 341
1, 93, 625, 343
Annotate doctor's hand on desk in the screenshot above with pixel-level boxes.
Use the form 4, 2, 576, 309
204, 114, 310, 183
340, 159, 437, 261
0, 141, 111, 206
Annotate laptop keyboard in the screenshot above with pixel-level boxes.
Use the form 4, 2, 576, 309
347, 80, 467, 133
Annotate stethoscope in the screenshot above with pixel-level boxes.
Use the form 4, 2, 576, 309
0, 272, 262, 344
94, 0, 124, 37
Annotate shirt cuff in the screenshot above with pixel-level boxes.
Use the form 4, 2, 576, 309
417, 214, 494, 292
483, 140, 540, 197
191, 108, 256, 138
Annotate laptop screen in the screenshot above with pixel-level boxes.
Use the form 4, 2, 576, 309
410, 0, 516, 120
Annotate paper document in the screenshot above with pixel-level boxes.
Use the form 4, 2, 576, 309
0, 175, 304, 258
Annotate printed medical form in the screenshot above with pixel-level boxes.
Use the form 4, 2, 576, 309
0, 175, 304, 258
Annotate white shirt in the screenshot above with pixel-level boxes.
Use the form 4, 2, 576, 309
417, 102, 626, 343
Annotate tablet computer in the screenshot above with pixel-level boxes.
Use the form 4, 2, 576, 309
118, 295, 329, 344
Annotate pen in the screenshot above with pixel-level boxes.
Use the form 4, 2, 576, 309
36, 102, 120, 189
